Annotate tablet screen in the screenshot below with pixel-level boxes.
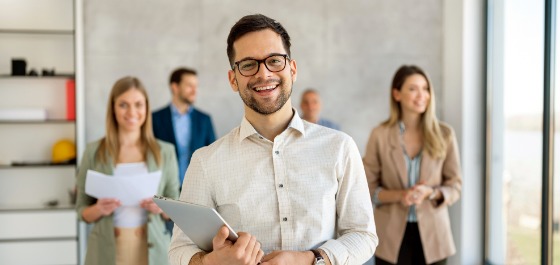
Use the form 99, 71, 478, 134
153, 195, 238, 251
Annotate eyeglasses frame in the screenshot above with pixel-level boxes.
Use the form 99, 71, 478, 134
232, 54, 291, 77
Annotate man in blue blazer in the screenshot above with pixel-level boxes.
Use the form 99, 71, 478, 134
152, 67, 216, 189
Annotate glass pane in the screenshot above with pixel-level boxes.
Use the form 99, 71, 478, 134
554, 0, 560, 262
487, 0, 544, 264
504, 0, 544, 264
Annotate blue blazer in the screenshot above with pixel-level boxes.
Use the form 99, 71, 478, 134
152, 105, 216, 168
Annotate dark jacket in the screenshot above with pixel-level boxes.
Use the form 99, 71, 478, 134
152, 105, 216, 176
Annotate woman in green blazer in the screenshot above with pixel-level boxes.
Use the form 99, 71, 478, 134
76, 76, 179, 265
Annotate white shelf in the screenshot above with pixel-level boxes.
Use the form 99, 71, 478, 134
0, 210, 76, 240
0, 124, 75, 162
0, 204, 75, 212
0, 1, 82, 264
0, 240, 77, 265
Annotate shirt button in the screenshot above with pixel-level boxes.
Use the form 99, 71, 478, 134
283, 217, 287, 221
275, 151, 280, 155
279, 184, 284, 188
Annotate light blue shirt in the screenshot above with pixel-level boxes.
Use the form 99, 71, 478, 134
371, 121, 422, 223
170, 104, 193, 184
317, 118, 341, 131
398, 121, 422, 222
404, 149, 422, 222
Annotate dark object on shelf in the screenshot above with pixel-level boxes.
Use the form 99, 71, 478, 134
0, 73, 76, 78
11, 58, 26, 76
28, 68, 38, 76
45, 200, 59, 207
42, 68, 55, 76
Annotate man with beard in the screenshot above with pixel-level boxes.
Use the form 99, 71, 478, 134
153, 67, 216, 189
169, 14, 377, 265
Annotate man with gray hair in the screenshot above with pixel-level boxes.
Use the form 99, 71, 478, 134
300, 89, 341, 130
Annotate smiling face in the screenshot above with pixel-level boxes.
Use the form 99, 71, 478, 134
114, 88, 147, 133
392, 73, 431, 115
228, 29, 297, 116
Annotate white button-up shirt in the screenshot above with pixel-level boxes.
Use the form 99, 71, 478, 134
169, 111, 378, 265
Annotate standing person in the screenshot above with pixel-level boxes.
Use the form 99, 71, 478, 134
152, 67, 216, 188
76, 76, 179, 265
169, 14, 377, 265
363, 65, 462, 265
300, 88, 341, 130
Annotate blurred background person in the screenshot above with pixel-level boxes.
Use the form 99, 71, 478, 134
300, 88, 341, 130
363, 65, 462, 265
152, 67, 216, 234
76, 76, 179, 265
152, 67, 216, 189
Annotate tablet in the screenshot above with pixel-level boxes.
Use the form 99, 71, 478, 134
153, 195, 238, 251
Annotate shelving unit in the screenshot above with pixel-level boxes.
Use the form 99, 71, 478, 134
0, 0, 82, 264
0, 120, 76, 124
0, 29, 74, 35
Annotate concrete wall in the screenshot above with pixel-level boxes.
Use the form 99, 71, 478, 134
83, 0, 443, 154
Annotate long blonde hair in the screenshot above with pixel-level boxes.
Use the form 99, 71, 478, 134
382, 65, 447, 158
96, 76, 162, 165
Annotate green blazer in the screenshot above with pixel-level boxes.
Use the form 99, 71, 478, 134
75, 139, 179, 265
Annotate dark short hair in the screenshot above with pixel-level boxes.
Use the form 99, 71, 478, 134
169, 67, 197, 85
226, 14, 291, 67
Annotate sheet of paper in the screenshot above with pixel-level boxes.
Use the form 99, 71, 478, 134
85, 170, 162, 206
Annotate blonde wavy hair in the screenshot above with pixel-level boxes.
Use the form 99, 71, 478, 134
382, 65, 447, 158
96, 76, 161, 165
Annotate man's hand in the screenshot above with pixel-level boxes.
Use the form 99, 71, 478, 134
202, 226, 264, 265
140, 198, 163, 214
260, 250, 314, 265
95, 198, 121, 216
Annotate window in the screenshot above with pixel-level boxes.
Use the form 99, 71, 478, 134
487, 0, 545, 264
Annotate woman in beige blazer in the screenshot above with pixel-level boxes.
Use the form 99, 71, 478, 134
75, 77, 179, 265
363, 65, 462, 265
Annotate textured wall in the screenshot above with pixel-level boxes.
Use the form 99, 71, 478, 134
84, 0, 443, 154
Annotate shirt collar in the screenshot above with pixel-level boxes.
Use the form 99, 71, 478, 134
170, 103, 193, 117
238, 108, 306, 142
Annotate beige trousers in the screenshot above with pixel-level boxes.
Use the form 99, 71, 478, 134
114, 225, 148, 265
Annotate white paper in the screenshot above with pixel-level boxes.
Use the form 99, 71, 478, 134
85, 169, 162, 206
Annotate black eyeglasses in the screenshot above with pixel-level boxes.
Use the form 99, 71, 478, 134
233, 54, 290, 77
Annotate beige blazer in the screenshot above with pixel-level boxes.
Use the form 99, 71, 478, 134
363, 123, 462, 264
